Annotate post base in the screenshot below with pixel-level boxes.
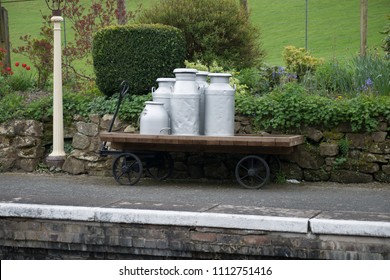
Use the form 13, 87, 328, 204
46, 155, 66, 169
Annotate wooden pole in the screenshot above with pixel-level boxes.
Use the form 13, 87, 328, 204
0, 5, 11, 69
240, 0, 249, 16
360, 0, 368, 56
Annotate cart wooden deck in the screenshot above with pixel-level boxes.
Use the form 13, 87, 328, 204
99, 132, 304, 188
100, 132, 304, 155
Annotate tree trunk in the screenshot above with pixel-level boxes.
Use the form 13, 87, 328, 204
240, 0, 249, 15
117, 0, 127, 25
0, 5, 11, 70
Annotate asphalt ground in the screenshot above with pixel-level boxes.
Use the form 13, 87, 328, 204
0, 172, 389, 214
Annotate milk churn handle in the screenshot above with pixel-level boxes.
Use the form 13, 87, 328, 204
151, 87, 156, 94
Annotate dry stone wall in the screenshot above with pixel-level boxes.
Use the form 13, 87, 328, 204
1, 115, 389, 184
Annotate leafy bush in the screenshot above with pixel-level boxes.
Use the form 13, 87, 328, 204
93, 24, 186, 97
303, 59, 354, 94
236, 83, 390, 132
283, 46, 323, 81
381, 15, 390, 59
13, 24, 53, 89
138, 0, 264, 69
0, 93, 25, 123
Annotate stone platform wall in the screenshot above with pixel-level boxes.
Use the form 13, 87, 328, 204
1, 217, 388, 259
0, 115, 389, 184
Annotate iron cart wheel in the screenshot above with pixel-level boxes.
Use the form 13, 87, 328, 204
112, 153, 143, 185
145, 152, 174, 181
235, 155, 270, 189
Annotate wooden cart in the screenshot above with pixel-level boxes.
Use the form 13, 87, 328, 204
100, 132, 304, 189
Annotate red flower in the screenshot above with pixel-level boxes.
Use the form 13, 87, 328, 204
22, 63, 27, 68
15, 62, 20, 67
6, 67, 11, 72
26, 66, 31, 71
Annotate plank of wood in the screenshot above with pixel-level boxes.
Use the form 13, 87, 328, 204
99, 132, 304, 149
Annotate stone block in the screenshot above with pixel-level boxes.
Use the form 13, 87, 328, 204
303, 127, 323, 142
355, 162, 380, 174
374, 171, 390, 183
0, 157, 16, 171
0, 136, 11, 148
323, 131, 345, 140
346, 133, 372, 149
123, 125, 136, 133
382, 165, 390, 175
303, 169, 330, 181
320, 143, 339, 156
0, 124, 15, 136
12, 120, 43, 137
62, 157, 86, 175
17, 147, 44, 159
76, 122, 99, 137
368, 141, 390, 154
190, 232, 217, 242
13, 136, 38, 148
361, 153, 388, 163
281, 162, 303, 180
89, 114, 101, 124
18, 159, 39, 172
371, 132, 387, 143
292, 145, 324, 169
100, 114, 123, 131
71, 150, 100, 162
330, 170, 373, 183
72, 133, 90, 150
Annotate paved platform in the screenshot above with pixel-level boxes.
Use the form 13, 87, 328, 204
0, 172, 390, 237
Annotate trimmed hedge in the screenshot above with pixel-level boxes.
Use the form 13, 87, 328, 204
138, 0, 264, 69
92, 24, 186, 96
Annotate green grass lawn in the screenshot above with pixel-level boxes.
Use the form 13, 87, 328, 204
3, 0, 389, 69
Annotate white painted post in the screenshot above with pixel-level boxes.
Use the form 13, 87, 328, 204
46, 15, 66, 167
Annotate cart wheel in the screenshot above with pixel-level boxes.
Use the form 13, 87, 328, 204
235, 155, 270, 189
261, 155, 281, 182
112, 153, 143, 185
145, 153, 174, 181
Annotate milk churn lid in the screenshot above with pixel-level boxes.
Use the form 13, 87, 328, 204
208, 73, 232, 78
196, 71, 209, 76
173, 68, 198, 74
156, 78, 176, 82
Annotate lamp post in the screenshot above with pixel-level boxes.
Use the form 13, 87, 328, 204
45, 0, 67, 168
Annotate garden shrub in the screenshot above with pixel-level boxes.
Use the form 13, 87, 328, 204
138, 0, 264, 69
303, 59, 354, 94
235, 83, 390, 132
351, 52, 390, 96
283, 46, 323, 81
93, 24, 186, 97
381, 15, 390, 59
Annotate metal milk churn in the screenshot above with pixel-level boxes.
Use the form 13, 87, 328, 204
204, 73, 236, 136
170, 68, 200, 135
152, 78, 175, 117
140, 101, 170, 135
195, 71, 209, 135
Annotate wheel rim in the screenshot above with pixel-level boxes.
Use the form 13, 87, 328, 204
145, 153, 174, 181
235, 155, 270, 189
112, 153, 143, 185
